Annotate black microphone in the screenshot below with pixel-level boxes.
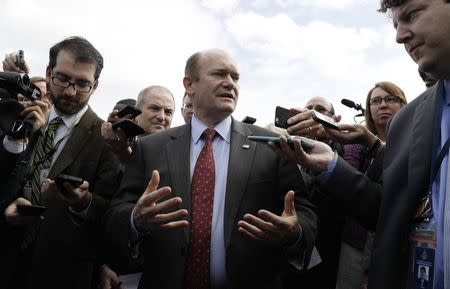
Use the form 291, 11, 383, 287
341, 98, 365, 114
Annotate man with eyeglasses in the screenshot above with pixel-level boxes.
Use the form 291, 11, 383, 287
0, 36, 120, 289
271, 0, 450, 288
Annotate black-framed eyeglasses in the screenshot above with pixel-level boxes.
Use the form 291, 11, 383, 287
50, 72, 95, 93
369, 95, 402, 106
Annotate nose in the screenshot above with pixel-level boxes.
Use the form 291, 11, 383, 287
156, 109, 165, 120
64, 83, 77, 96
223, 74, 237, 89
395, 24, 412, 44
379, 99, 389, 107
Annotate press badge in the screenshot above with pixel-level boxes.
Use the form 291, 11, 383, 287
408, 216, 436, 289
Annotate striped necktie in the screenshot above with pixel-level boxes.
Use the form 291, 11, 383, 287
30, 117, 63, 204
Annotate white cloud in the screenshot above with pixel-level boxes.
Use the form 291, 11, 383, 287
0, 0, 425, 128
249, 0, 365, 10
200, 0, 240, 13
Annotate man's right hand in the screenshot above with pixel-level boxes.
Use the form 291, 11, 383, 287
133, 170, 189, 235
2, 52, 30, 73
20, 100, 51, 135
324, 123, 378, 147
4, 198, 37, 226
269, 136, 335, 173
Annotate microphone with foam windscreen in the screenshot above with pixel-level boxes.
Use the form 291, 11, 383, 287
341, 98, 365, 115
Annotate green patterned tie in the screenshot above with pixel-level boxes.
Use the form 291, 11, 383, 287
30, 116, 63, 204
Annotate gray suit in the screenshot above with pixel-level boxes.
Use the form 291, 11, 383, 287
105, 119, 318, 289
320, 82, 441, 289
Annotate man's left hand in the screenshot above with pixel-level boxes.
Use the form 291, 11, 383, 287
238, 190, 301, 246
41, 179, 92, 212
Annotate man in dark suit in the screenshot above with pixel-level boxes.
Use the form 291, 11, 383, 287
105, 49, 317, 289
272, 1, 450, 288
1, 36, 120, 289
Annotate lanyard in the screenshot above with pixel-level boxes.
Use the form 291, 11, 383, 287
430, 137, 450, 185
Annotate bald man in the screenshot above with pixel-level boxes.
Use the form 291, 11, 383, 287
105, 49, 317, 289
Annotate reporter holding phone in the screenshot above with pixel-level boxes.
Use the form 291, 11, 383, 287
101, 86, 175, 163
1, 37, 120, 289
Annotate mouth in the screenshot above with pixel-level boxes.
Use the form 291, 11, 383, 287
378, 113, 392, 118
218, 92, 235, 99
407, 43, 422, 57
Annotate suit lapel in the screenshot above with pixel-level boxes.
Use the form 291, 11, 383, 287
48, 108, 97, 178
166, 124, 191, 242
224, 120, 256, 248
408, 83, 441, 197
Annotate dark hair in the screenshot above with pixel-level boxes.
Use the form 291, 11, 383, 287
380, 0, 450, 12
113, 98, 136, 111
364, 81, 407, 134
49, 36, 104, 80
378, 0, 405, 12
185, 52, 202, 80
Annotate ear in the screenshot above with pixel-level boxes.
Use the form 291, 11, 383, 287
45, 66, 51, 82
92, 79, 99, 92
183, 76, 194, 97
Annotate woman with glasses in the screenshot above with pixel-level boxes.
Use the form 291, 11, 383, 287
336, 81, 407, 289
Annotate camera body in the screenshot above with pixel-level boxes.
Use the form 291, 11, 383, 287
0, 71, 42, 101
0, 72, 43, 139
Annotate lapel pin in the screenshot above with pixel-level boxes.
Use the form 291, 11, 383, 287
242, 144, 250, 149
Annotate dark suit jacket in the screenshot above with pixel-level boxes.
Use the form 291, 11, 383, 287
0, 107, 120, 289
105, 119, 318, 289
320, 82, 441, 289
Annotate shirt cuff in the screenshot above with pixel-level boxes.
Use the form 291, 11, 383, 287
314, 152, 338, 184
3, 135, 27, 154
129, 208, 143, 259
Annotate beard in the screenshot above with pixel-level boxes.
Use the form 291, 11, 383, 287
49, 87, 89, 115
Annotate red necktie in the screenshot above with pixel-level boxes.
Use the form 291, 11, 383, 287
185, 128, 216, 289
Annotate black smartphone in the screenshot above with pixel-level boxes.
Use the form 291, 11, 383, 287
112, 119, 145, 137
55, 174, 84, 188
17, 204, 47, 216
16, 50, 24, 66
117, 105, 142, 118
275, 106, 296, 129
247, 135, 314, 150
311, 111, 339, 130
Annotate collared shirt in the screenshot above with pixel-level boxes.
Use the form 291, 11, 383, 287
431, 80, 450, 288
190, 115, 231, 288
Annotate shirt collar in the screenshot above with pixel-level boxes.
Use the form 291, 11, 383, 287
191, 115, 232, 144
47, 105, 89, 130
444, 80, 450, 106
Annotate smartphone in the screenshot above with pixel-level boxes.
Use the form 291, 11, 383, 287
17, 204, 47, 216
311, 111, 339, 130
16, 50, 25, 67
117, 105, 142, 118
247, 135, 314, 150
275, 106, 296, 129
55, 174, 84, 188
112, 119, 145, 137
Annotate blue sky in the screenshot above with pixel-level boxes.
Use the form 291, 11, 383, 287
1, 0, 426, 126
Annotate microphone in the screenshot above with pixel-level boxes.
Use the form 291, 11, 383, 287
341, 98, 365, 114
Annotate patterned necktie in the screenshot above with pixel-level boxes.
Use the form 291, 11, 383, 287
185, 128, 216, 289
30, 117, 63, 204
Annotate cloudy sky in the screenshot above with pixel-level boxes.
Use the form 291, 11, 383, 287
1, 0, 426, 126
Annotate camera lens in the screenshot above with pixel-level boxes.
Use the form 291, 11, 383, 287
21, 74, 31, 89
